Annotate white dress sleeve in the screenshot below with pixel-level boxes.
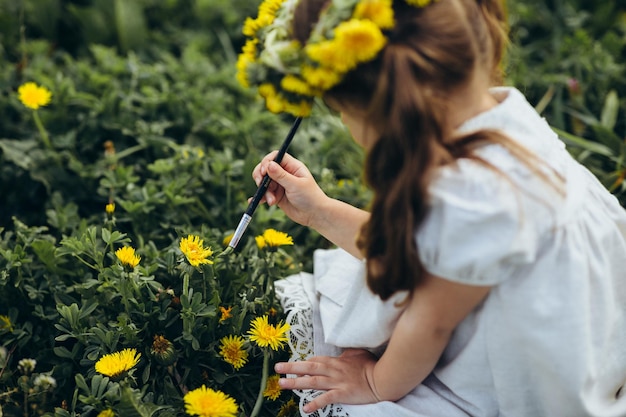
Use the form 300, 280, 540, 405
416, 158, 541, 285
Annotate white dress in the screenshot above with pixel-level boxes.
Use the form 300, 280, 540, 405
276, 87, 626, 417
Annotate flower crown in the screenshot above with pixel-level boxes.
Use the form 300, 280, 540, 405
237, 0, 437, 117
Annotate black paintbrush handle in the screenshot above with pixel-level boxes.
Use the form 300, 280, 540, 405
228, 116, 303, 249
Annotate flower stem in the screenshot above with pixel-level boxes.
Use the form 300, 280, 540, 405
32, 110, 51, 149
182, 272, 190, 300
250, 351, 270, 417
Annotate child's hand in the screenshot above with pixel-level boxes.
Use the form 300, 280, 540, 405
252, 151, 328, 227
274, 349, 381, 413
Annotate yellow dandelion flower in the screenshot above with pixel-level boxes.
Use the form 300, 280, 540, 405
353, 0, 395, 29
248, 315, 290, 351
95, 348, 141, 378
277, 397, 298, 417
301, 65, 342, 90
184, 385, 238, 417
219, 306, 233, 323
115, 246, 140, 269
334, 19, 387, 65
263, 374, 282, 400
97, 409, 115, 417
258, 229, 294, 248
0, 315, 13, 332
17, 82, 52, 110
280, 74, 318, 97
180, 235, 214, 267
105, 203, 115, 214
219, 335, 249, 370
255, 235, 267, 250
222, 233, 234, 247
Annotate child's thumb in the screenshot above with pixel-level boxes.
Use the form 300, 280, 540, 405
267, 161, 294, 189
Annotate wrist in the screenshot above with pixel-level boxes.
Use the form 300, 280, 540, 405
366, 362, 384, 403
307, 195, 336, 231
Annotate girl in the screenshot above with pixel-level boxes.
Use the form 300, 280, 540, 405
239, 0, 626, 416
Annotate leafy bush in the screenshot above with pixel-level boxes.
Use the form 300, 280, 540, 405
508, 0, 626, 204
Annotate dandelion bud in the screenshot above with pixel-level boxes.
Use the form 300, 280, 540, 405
150, 335, 177, 366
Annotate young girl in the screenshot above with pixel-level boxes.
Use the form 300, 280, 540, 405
239, 0, 626, 416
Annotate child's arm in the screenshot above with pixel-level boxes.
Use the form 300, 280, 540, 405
275, 274, 491, 412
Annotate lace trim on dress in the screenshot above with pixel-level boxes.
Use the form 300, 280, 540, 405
276, 274, 349, 417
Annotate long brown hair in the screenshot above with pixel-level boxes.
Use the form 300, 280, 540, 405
293, 0, 544, 300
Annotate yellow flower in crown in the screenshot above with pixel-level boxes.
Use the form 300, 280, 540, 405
242, 0, 287, 37
236, 38, 258, 88
95, 348, 141, 379
248, 315, 290, 351
219, 335, 249, 370
301, 65, 342, 90
184, 385, 238, 417
115, 246, 140, 269
179, 235, 214, 267
97, 409, 115, 417
354, 0, 395, 29
333, 19, 387, 66
18, 82, 52, 110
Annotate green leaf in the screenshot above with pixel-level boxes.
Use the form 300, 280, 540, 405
78, 299, 99, 320
91, 374, 111, 398
118, 384, 168, 417
0, 139, 38, 170
600, 90, 619, 130
591, 124, 623, 154
102, 227, 111, 245
553, 127, 614, 157
32, 239, 64, 272
114, 0, 147, 52
53, 346, 74, 358
75, 374, 90, 394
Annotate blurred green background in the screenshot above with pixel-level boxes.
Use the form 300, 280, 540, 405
0, 0, 624, 233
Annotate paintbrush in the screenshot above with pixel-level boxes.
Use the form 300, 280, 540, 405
225, 117, 303, 251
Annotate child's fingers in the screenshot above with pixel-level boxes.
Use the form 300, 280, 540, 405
275, 358, 332, 376
302, 391, 338, 413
